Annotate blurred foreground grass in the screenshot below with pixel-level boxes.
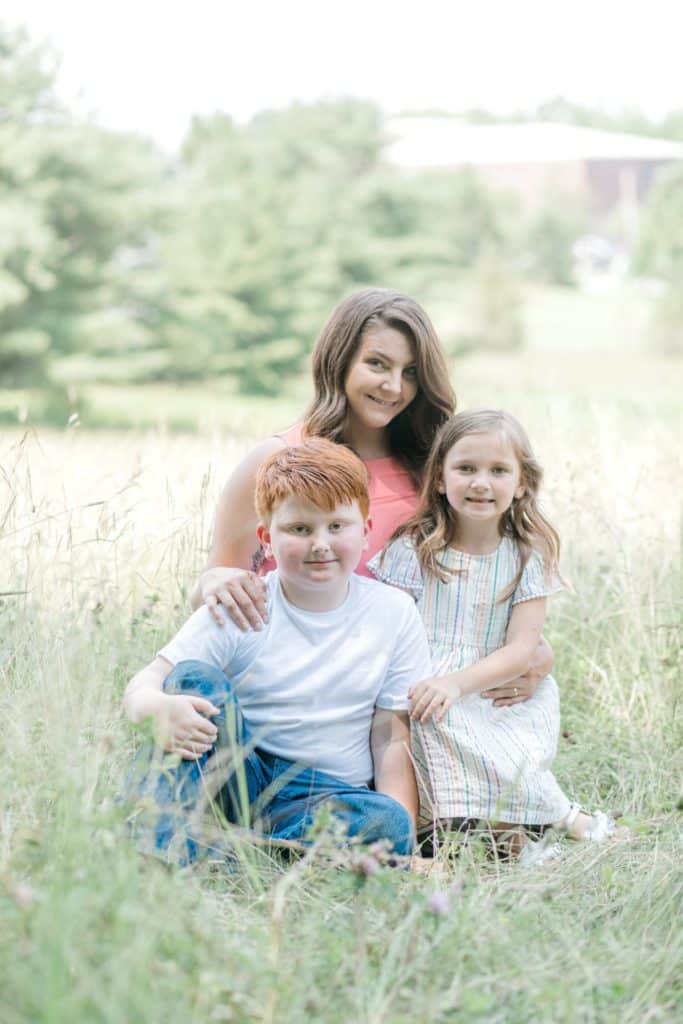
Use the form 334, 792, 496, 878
0, 345, 681, 1022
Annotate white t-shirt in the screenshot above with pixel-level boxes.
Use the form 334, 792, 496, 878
159, 572, 431, 786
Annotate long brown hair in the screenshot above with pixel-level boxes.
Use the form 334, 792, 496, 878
302, 288, 455, 484
394, 409, 562, 598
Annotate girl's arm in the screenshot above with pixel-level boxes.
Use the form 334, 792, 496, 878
189, 437, 286, 627
409, 598, 547, 724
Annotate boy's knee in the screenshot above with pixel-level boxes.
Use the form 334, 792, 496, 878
163, 660, 230, 702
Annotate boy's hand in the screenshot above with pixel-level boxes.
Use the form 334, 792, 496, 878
154, 693, 220, 760
408, 677, 461, 724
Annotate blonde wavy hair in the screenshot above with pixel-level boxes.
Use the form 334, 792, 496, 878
392, 409, 563, 599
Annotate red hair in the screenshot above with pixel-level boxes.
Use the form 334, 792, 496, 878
255, 439, 370, 523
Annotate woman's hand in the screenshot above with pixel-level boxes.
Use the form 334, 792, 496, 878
480, 671, 539, 707
200, 567, 268, 630
480, 637, 554, 707
155, 694, 220, 760
408, 676, 461, 725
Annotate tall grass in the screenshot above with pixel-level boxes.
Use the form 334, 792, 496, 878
0, 375, 681, 1022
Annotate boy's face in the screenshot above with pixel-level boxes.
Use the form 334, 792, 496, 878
257, 496, 370, 609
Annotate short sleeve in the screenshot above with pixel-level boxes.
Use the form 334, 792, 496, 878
158, 606, 242, 671
511, 550, 564, 605
375, 596, 432, 710
367, 536, 424, 600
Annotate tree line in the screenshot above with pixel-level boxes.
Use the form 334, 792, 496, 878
1, 24, 681, 397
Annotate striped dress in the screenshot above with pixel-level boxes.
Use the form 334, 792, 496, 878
368, 536, 572, 828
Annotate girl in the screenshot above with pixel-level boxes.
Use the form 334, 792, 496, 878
369, 409, 614, 853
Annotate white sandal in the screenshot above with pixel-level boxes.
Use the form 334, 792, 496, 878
517, 837, 563, 868
560, 803, 615, 842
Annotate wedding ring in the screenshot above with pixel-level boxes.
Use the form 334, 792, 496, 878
513, 687, 519, 697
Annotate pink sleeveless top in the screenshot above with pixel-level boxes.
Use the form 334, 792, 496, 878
258, 424, 420, 578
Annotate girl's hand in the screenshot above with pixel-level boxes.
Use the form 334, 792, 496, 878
408, 677, 461, 724
200, 567, 268, 630
155, 693, 220, 760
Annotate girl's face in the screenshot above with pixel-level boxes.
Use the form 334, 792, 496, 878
438, 431, 525, 524
343, 326, 419, 434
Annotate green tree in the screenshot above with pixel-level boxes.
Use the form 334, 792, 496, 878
455, 243, 525, 354
636, 165, 683, 278
473, 96, 683, 144
0, 24, 63, 383
636, 165, 683, 355
420, 167, 510, 269
0, 23, 167, 387
524, 205, 586, 286
162, 100, 396, 393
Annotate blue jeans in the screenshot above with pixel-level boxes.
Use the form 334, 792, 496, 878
126, 660, 414, 865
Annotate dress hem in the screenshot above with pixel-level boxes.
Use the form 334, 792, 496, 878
418, 798, 572, 828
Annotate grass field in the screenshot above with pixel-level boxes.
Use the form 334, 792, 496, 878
0, 346, 681, 1022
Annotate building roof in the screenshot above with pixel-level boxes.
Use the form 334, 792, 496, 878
386, 118, 683, 167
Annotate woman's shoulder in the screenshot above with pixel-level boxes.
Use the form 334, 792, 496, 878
233, 435, 288, 475
256, 435, 289, 456
274, 423, 303, 446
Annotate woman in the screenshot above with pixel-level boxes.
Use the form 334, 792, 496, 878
191, 287, 549, 704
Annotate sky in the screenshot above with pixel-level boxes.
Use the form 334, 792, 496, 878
5, 0, 683, 151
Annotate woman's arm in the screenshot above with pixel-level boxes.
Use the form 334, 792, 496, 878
190, 437, 286, 626
481, 636, 554, 706
409, 598, 547, 724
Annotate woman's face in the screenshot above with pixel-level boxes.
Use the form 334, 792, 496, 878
343, 326, 419, 434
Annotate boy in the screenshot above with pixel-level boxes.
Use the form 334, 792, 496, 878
123, 439, 431, 865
